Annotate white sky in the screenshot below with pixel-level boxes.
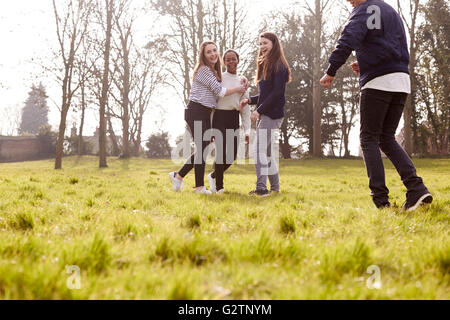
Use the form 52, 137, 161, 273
0, 0, 402, 156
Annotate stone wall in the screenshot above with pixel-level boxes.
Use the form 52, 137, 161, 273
0, 136, 43, 162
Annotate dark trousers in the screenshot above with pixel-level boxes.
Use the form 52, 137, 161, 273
210, 110, 240, 190
178, 101, 212, 188
360, 89, 429, 206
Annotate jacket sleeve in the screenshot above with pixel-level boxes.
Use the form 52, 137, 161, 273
326, 7, 369, 77
249, 94, 259, 105
256, 66, 288, 115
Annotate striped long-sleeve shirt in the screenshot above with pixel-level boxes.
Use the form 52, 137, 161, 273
189, 66, 227, 109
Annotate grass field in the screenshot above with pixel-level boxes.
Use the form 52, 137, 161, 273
0, 156, 448, 299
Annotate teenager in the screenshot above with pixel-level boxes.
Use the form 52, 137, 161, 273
320, 0, 432, 211
241, 32, 291, 196
207, 49, 251, 194
169, 41, 247, 194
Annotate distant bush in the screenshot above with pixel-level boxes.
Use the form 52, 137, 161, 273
146, 131, 172, 158
37, 124, 57, 157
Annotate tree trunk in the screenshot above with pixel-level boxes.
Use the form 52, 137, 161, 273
107, 113, 120, 156
99, 0, 113, 168
55, 104, 68, 169
78, 84, 86, 155
279, 122, 291, 159
134, 106, 144, 156
312, 0, 322, 157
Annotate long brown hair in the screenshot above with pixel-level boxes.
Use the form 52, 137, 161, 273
256, 32, 291, 84
193, 41, 222, 82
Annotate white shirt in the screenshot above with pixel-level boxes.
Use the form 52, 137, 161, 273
362, 72, 411, 93
217, 72, 251, 136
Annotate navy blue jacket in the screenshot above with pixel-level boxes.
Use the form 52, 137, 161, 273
250, 62, 289, 120
326, 0, 410, 87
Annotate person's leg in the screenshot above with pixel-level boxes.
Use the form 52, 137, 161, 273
211, 111, 239, 178
178, 108, 196, 178
268, 118, 284, 192
178, 104, 211, 188
359, 89, 392, 207
222, 112, 240, 174
193, 113, 212, 188
214, 122, 227, 191
255, 115, 272, 191
379, 92, 430, 200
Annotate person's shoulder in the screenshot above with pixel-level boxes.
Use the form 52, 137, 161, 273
275, 61, 288, 74
198, 65, 212, 75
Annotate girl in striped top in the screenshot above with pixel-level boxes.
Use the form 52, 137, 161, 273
169, 41, 247, 194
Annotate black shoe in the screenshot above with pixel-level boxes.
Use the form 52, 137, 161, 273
249, 189, 270, 197
376, 202, 391, 209
403, 193, 433, 212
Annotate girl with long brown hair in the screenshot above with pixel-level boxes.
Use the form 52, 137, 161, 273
169, 41, 247, 194
241, 32, 291, 196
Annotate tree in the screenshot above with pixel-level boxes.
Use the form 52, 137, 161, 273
130, 42, 166, 156
52, 0, 92, 169
73, 34, 98, 156
397, 0, 421, 155
146, 131, 172, 158
37, 124, 58, 158
0, 104, 21, 136
109, 0, 134, 159
415, 0, 450, 155
151, 0, 253, 104
97, 0, 114, 167
19, 83, 49, 135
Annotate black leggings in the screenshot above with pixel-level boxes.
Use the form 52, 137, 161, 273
178, 101, 213, 188
211, 109, 240, 190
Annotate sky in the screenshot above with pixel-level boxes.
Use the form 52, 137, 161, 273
0, 0, 403, 156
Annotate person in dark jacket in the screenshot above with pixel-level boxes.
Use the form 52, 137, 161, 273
241, 32, 291, 196
320, 0, 432, 211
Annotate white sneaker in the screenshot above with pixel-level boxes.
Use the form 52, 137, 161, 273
216, 189, 226, 194
194, 186, 212, 195
207, 173, 217, 193
169, 172, 183, 192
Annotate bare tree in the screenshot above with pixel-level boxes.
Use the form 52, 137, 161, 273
152, 0, 253, 104
74, 35, 99, 155
108, 0, 134, 158
97, 0, 114, 168
0, 104, 21, 136
129, 42, 166, 156
304, 0, 334, 157
397, 0, 422, 155
52, 0, 92, 169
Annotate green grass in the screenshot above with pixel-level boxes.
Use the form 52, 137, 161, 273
0, 156, 448, 299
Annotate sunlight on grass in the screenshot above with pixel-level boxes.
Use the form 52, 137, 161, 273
0, 156, 448, 299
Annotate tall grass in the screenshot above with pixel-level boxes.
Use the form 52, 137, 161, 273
0, 156, 448, 299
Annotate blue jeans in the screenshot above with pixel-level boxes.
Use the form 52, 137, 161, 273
360, 89, 429, 207
255, 115, 284, 192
